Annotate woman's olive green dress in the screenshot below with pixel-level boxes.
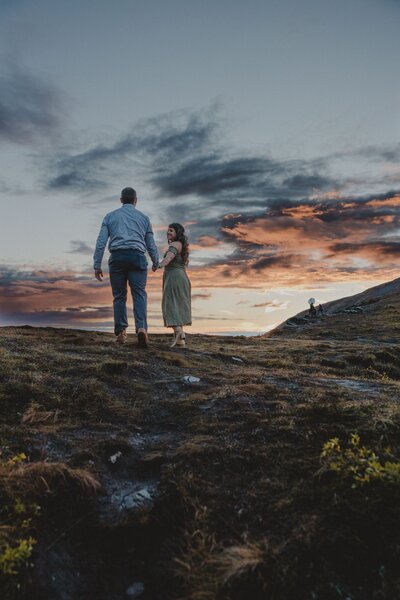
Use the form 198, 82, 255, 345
162, 246, 192, 327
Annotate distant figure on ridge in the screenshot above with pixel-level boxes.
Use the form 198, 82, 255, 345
317, 303, 324, 317
154, 223, 192, 348
93, 187, 159, 347
308, 297, 317, 318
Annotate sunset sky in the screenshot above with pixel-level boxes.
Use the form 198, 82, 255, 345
1, 0, 399, 335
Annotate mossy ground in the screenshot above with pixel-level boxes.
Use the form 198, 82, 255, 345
0, 302, 399, 599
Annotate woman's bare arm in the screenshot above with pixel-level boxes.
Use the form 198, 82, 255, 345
158, 241, 182, 268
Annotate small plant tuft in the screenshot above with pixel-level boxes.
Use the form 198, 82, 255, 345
321, 433, 400, 486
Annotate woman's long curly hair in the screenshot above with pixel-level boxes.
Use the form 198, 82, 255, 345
169, 223, 189, 265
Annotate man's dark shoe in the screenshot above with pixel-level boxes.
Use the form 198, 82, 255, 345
137, 331, 148, 348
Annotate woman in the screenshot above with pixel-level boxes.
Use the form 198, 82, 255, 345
157, 223, 191, 347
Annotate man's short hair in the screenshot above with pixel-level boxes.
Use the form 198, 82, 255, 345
120, 187, 137, 203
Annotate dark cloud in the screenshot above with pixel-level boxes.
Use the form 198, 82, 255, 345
352, 144, 400, 164
48, 136, 139, 191
0, 265, 114, 328
47, 111, 219, 191
251, 255, 296, 271
46, 106, 336, 220
252, 301, 288, 308
325, 144, 400, 166
153, 156, 281, 197
153, 156, 335, 211
0, 267, 91, 287
330, 241, 400, 256
188, 315, 231, 321
281, 174, 332, 192
0, 306, 114, 328
0, 63, 66, 144
68, 241, 94, 255
0, 266, 102, 310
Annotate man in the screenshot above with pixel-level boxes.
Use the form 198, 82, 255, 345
93, 187, 159, 347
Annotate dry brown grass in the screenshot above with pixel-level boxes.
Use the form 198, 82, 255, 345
21, 403, 60, 425
215, 542, 266, 589
173, 435, 220, 458
0, 310, 400, 599
3, 461, 100, 499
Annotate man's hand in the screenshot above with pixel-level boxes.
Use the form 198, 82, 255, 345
95, 269, 103, 281
152, 264, 159, 272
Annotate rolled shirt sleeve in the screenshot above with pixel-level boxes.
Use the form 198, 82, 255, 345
93, 217, 109, 270
145, 219, 159, 266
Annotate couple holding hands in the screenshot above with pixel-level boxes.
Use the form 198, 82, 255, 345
93, 187, 191, 348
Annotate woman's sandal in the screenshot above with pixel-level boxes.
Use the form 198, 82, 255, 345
175, 332, 186, 347
170, 331, 186, 348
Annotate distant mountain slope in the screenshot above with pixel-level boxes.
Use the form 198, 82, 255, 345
319, 277, 400, 313
270, 277, 400, 341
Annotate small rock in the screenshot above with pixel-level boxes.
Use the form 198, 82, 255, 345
183, 375, 200, 384
126, 581, 145, 598
232, 356, 244, 363
136, 488, 152, 501
109, 451, 122, 464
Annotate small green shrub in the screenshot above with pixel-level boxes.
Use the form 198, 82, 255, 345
0, 453, 39, 589
0, 537, 36, 576
321, 433, 400, 486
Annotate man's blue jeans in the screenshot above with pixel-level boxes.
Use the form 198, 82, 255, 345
108, 249, 148, 335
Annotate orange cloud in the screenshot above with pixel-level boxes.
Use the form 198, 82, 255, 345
197, 235, 222, 247
367, 195, 400, 208
221, 195, 400, 265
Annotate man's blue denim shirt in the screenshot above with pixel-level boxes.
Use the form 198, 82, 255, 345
93, 204, 159, 270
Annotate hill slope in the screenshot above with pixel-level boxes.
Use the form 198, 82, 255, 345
271, 276, 400, 341
0, 280, 400, 600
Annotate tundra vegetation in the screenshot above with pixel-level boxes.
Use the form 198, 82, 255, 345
0, 280, 399, 599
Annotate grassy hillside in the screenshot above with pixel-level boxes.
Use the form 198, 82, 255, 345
274, 276, 400, 342
1, 285, 400, 599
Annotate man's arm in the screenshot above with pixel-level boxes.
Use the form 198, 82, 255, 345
93, 217, 109, 279
144, 219, 159, 267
